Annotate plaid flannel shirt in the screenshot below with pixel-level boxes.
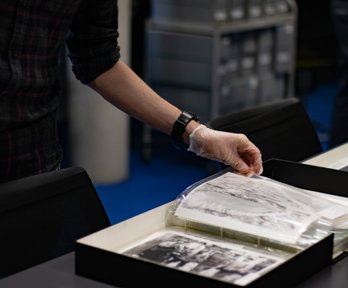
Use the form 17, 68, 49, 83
0, 0, 120, 182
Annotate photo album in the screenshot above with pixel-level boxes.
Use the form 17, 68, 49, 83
119, 168, 348, 286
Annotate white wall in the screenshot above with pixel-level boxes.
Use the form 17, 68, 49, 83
68, 0, 132, 184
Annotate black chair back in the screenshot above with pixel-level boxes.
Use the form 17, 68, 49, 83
208, 98, 323, 162
0, 166, 110, 278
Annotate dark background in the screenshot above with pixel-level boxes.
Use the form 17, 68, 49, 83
129, 0, 340, 151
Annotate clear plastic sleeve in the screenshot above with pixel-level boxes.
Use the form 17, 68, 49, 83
165, 168, 348, 255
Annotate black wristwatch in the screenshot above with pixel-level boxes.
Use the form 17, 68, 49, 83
171, 111, 199, 151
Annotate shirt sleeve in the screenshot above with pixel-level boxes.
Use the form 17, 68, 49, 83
66, 0, 120, 84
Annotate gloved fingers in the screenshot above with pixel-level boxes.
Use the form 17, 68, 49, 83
232, 159, 253, 176
239, 146, 263, 176
228, 154, 262, 177
188, 124, 263, 176
214, 146, 261, 177
217, 133, 261, 176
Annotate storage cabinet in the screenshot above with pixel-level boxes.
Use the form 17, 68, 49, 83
142, 0, 298, 159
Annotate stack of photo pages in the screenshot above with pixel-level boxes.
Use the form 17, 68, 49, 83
120, 169, 348, 286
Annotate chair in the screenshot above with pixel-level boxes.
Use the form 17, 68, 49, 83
208, 98, 323, 163
0, 166, 110, 278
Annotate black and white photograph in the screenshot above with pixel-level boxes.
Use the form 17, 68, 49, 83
175, 172, 348, 243
121, 230, 284, 286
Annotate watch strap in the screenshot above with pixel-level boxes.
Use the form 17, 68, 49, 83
171, 111, 199, 150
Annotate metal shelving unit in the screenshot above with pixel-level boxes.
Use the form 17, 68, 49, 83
142, 0, 298, 161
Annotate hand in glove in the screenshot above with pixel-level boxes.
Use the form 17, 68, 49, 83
188, 124, 263, 177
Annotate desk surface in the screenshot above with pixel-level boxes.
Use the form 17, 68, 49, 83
0, 253, 114, 288
303, 142, 348, 168
2, 143, 348, 288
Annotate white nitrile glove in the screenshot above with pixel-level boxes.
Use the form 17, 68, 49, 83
188, 124, 263, 177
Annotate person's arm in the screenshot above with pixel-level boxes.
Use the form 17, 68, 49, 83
89, 60, 198, 139
89, 60, 263, 177
67, 1, 262, 176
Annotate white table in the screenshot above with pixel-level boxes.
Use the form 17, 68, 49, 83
303, 143, 348, 169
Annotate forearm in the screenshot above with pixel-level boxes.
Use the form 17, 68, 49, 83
89, 60, 199, 142
89, 60, 262, 176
